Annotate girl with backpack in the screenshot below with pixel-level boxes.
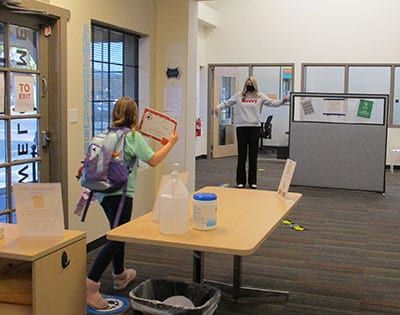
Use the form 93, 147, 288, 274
86, 97, 179, 309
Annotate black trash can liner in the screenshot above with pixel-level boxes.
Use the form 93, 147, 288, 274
129, 278, 221, 315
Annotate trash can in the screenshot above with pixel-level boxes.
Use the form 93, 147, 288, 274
129, 278, 221, 315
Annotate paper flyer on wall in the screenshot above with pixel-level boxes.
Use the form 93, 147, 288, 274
278, 159, 297, 198
139, 107, 178, 144
357, 99, 374, 119
13, 183, 65, 238
300, 98, 314, 116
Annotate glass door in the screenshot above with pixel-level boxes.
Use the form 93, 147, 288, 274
0, 16, 50, 223
211, 66, 248, 158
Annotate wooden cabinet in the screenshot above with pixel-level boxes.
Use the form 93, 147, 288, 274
0, 223, 86, 315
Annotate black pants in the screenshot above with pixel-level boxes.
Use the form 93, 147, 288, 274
236, 126, 260, 186
88, 195, 133, 282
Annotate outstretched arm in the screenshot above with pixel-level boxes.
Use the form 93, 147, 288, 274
261, 94, 289, 108
147, 131, 179, 167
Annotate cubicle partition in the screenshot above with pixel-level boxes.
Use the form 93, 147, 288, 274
289, 92, 388, 192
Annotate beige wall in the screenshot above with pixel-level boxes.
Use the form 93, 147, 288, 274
154, 0, 197, 191
47, 0, 157, 241
44, 0, 197, 241
202, 0, 400, 162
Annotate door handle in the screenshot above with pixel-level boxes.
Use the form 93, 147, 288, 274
40, 76, 48, 97
41, 130, 51, 148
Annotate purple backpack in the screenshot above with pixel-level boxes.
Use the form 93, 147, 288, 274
77, 127, 136, 227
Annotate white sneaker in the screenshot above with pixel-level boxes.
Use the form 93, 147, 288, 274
237, 184, 244, 188
250, 184, 257, 189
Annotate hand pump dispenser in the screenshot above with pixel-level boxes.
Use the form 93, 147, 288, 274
159, 164, 189, 235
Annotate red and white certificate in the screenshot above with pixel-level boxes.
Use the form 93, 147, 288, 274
139, 107, 178, 144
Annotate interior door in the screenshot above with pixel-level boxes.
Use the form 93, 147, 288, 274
211, 66, 248, 158
0, 13, 50, 223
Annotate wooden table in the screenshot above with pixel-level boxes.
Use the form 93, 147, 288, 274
107, 186, 302, 300
0, 223, 86, 315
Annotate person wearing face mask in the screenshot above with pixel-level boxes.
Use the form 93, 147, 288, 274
214, 76, 289, 189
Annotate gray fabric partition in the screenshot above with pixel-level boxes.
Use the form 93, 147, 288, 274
289, 93, 388, 192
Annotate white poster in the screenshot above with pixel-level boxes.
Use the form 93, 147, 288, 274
0, 72, 4, 113
164, 85, 183, 118
278, 159, 297, 198
13, 183, 65, 238
14, 74, 35, 113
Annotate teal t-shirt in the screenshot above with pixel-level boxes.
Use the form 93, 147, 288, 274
97, 131, 154, 201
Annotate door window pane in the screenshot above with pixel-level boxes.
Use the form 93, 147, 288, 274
11, 118, 39, 162
124, 65, 138, 100
0, 168, 6, 211
11, 161, 39, 185
0, 120, 5, 163
0, 23, 4, 66
9, 24, 38, 70
393, 67, 400, 125
0, 72, 4, 114
10, 73, 39, 115
348, 66, 391, 94
304, 66, 345, 93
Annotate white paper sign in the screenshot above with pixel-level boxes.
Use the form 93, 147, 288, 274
0, 72, 4, 113
13, 183, 65, 238
164, 85, 183, 118
14, 74, 35, 113
278, 159, 297, 198
139, 107, 177, 144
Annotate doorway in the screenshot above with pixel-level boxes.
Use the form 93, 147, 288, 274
0, 7, 68, 224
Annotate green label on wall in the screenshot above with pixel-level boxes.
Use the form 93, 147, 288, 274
357, 99, 374, 119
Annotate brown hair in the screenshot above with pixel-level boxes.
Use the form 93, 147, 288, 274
112, 97, 138, 132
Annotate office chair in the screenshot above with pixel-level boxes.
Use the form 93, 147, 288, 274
259, 115, 273, 151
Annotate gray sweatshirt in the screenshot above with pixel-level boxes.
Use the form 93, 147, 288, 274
218, 92, 284, 127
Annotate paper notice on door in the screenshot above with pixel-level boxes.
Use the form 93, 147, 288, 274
13, 183, 65, 238
14, 74, 35, 113
0, 72, 4, 113
278, 159, 297, 198
139, 107, 178, 144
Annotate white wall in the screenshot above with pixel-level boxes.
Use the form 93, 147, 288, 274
202, 0, 400, 163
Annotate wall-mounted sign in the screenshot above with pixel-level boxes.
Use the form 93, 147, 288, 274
166, 67, 181, 79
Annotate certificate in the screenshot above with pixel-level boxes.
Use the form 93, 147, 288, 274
139, 107, 178, 144
13, 183, 65, 238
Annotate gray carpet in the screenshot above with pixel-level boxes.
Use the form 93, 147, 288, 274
88, 155, 400, 314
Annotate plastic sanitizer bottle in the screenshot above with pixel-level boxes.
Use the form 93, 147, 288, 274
159, 164, 189, 235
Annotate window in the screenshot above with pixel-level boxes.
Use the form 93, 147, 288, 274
91, 24, 139, 135
303, 64, 400, 127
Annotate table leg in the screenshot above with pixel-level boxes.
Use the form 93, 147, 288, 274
193, 250, 204, 283
204, 255, 289, 302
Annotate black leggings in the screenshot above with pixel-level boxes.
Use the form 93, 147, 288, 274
88, 195, 133, 282
236, 126, 260, 186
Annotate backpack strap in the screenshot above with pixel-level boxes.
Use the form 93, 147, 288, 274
80, 190, 95, 222
112, 156, 137, 228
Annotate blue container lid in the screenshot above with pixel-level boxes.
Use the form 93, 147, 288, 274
193, 192, 217, 201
